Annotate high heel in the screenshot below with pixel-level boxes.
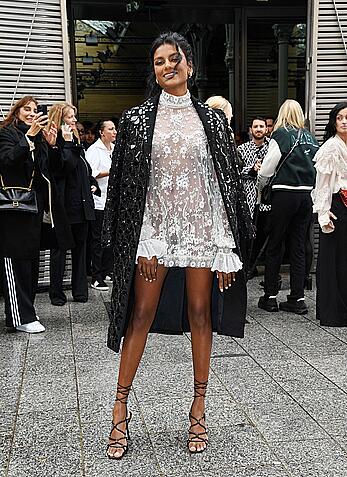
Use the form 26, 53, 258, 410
187, 379, 208, 454
106, 383, 132, 460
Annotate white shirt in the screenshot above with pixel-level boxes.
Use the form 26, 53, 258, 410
312, 135, 347, 232
85, 138, 114, 210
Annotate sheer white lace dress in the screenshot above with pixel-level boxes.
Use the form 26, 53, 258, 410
136, 90, 242, 273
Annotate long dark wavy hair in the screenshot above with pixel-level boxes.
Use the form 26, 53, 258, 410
323, 101, 347, 142
146, 32, 194, 98
1, 96, 38, 128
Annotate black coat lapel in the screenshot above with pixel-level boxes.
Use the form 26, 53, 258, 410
143, 94, 160, 159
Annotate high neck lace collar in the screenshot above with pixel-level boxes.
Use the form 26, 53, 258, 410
159, 90, 192, 109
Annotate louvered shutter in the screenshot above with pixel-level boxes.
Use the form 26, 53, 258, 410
310, 0, 347, 140
0, 0, 70, 119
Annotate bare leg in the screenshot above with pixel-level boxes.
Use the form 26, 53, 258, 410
107, 265, 168, 459
185, 268, 213, 453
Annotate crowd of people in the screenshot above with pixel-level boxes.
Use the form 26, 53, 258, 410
0, 30, 347, 459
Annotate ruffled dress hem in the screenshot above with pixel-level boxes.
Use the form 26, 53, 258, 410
136, 239, 242, 272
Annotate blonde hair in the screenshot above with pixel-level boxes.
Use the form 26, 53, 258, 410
48, 102, 79, 140
205, 96, 233, 123
274, 99, 305, 131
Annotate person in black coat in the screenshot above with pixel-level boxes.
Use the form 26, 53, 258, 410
0, 96, 72, 333
47, 102, 99, 306
102, 32, 254, 459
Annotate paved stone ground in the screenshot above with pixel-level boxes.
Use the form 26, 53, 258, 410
2, 276, 347, 477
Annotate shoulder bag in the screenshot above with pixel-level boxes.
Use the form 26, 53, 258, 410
0, 169, 38, 213
261, 129, 302, 205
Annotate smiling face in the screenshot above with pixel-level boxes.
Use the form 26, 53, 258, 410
17, 101, 37, 125
251, 119, 267, 141
335, 107, 347, 138
153, 43, 192, 96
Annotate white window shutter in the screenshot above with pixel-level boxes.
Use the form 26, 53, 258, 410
0, 0, 69, 118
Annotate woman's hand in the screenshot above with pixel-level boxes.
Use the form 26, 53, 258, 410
26, 112, 48, 136
138, 256, 158, 282
216, 271, 236, 292
324, 211, 337, 232
61, 123, 73, 142
43, 121, 57, 146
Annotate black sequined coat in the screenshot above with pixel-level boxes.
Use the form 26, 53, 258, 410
103, 94, 254, 352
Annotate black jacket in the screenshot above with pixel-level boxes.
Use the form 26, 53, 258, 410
48, 134, 99, 226
0, 124, 73, 259
103, 94, 254, 353
271, 127, 319, 191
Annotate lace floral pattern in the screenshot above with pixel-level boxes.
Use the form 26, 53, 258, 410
312, 135, 347, 231
136, 91, 241, 272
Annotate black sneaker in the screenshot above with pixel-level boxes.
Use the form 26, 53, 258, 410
91, 280, 109, 291
279, 298, 308, 315
258, 295, 278, 312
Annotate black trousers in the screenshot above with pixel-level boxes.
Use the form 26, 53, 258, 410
264, 191, 312, 299
49, 222, 89, 303
90, 209, 113, 282
317, 194, 347, 326
1, 255, 39, 327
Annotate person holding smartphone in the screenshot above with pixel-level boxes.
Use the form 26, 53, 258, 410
0, 96, 58, 332
46, 102, 100, 306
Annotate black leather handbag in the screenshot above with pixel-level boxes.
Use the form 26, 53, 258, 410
0, 170, 38, 214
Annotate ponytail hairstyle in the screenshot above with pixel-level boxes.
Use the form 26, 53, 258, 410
95, 119, 114, 139
146, 31, 194, 98
323, 101, 347, 142
1, 96, 38, 128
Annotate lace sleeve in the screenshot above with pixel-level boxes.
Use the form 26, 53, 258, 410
311, 142, 338, 231
101, 112, 127, 248
136, 222, 168, 261
312, 169, 335, 230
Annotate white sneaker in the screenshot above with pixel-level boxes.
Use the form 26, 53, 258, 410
16, 321, 46, 333
91, 280, 109, 291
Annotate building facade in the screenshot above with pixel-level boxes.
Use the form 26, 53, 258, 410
1, 0, 346, 138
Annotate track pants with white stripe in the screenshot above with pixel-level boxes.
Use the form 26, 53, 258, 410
1, 256, 39, 328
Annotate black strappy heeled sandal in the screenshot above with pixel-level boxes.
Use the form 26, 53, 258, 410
187, 379, 208, 454
106, 383, 132, 460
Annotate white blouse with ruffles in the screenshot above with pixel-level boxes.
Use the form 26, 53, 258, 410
136, 90, 242, 273
312, 134, 347, 233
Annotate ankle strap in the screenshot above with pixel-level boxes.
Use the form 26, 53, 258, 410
115, 383, 131, 405
193, 379, 208, 399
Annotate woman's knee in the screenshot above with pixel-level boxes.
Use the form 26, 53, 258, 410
188, 303, 210, 330
129, 305, 155, 333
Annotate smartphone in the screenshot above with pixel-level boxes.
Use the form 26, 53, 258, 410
37, 104, 48, 116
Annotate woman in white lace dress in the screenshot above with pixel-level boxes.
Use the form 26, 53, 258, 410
312, 102, 347, 326
104, 32, 253, 460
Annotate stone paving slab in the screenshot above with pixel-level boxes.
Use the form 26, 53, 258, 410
2, 276, 347, 476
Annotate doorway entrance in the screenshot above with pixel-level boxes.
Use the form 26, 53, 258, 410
67, 0, 307, 134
